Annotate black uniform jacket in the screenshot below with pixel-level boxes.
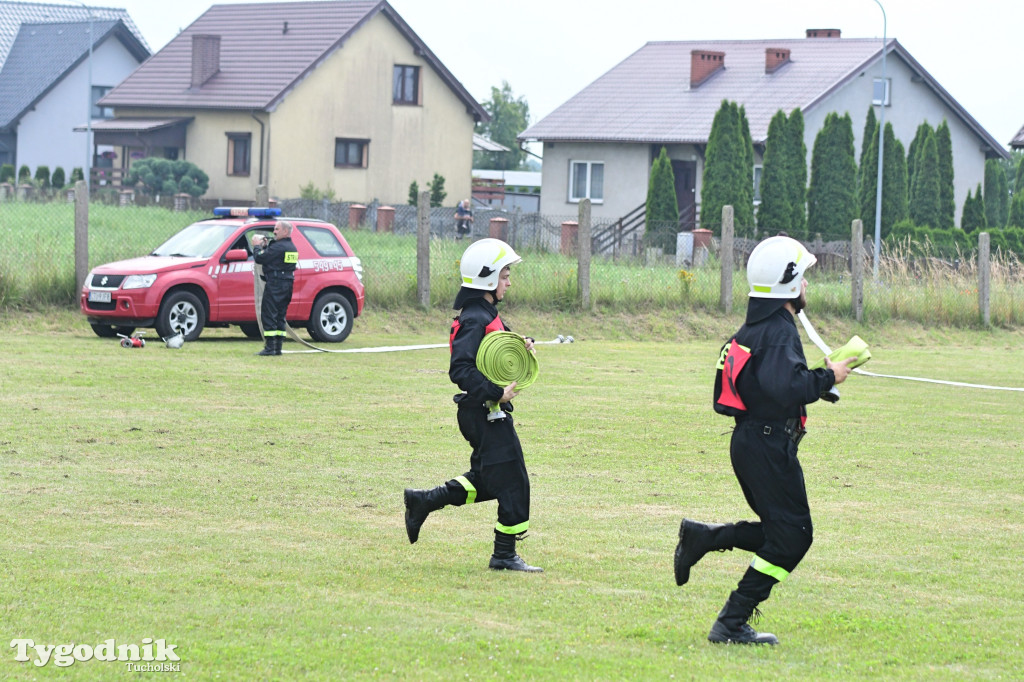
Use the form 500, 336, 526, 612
449, 297, 509, 406
253, 237, 297, 279
722, 300, 835, 424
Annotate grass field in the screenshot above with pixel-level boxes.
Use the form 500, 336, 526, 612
2, 307, 1023, 680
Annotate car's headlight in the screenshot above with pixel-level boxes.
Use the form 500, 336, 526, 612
122, 274, 158, 289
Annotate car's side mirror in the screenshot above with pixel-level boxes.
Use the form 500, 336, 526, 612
223, 248, 249, 262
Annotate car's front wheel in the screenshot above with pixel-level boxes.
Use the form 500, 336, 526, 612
238, 323, 262, 339
155, 291, 206, 341
90, 323, 136, 338
307, 292, 353, 343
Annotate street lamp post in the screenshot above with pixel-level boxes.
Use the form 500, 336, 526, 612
871, 0, 887, 279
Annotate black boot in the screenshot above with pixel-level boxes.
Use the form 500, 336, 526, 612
708, 591, 778, 645
273, 336, 283, 355
256, 336, 276, 356
403, 486, 450, 544
488, 531, 543, 572
674, 518, 732, 586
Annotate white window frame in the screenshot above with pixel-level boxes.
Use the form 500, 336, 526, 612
568, 160, 604, 204
872, 78, 891, 106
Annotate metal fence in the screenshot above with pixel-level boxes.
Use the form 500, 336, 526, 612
3, 186, 1022, 327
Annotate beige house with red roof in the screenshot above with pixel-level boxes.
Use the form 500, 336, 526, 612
95, 0, 486, 203
521, 30, 1008, 231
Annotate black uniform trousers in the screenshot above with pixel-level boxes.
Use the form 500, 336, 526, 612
729, 418, 814, 603
261, 273, 294, 335
442, 401, 530, 535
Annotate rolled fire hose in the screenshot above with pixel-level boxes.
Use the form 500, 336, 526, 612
476, 331, 539, 420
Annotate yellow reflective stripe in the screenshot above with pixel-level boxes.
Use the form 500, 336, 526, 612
463, 276, 473, 284
455, 476, 476, 504
264, 330, 286, 337
284, 251, 298, 263
496, 520, 529, 535
492, 246, 507, 264
751, 555, 789, 581
752, 284, 772, 293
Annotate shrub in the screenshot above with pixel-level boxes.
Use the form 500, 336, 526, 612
298, 181, 336, 201
0, 164, 14, 183
51, 167, 66, 190
428, 173, 446, 207
34, 165, 51, 189
70, 167, 84, 184
18, 165, 31, 183
125, 158, 209, 198
407, 180, 419, 206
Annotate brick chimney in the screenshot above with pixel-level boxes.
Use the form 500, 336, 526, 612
190, 34, 221, 88
806, 28, 841, 38
765, 48, 791, 74
690, 50, 725, 88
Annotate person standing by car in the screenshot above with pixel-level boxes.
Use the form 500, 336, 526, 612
403, 238, 542, 572
673, 236, 856, 645
454, 198, 473, 239
252, 220, 298, 356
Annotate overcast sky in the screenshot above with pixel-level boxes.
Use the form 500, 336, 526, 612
77, 0, 1024, 150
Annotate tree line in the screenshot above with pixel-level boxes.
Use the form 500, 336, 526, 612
645, 100, 1024, 254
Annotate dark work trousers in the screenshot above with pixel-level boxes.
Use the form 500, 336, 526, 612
261, 274, 294, 335
442, 402, 530, 535
729, 419, 814, 603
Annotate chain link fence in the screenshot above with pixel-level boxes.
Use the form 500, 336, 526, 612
3, 189, 1022, 327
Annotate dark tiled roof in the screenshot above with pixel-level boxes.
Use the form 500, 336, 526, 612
100, 0, 487, 120
0, 20, 148, 129
1011, 124, 1024, 150
522, 37, 1004, 158
0, 1, 147, 66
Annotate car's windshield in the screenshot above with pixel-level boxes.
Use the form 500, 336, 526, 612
150, 222, 240, 258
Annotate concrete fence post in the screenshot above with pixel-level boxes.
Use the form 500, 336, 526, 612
719, 205, 734, 314
417, 190, 431, 309
74, 180, 89, 293
578, 198, 591, 310
978, 231, 990, 327
255, 185, 269, 206
851, 219, 864, 323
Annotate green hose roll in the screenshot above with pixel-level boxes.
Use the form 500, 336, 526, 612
476, 331, 539, 390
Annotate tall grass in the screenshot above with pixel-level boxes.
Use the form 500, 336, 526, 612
7, 202, 1023, 327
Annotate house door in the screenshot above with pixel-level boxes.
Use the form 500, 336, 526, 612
672, 161, 697, 230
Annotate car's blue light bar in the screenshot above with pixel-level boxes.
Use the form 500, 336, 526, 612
213, 207, 282, 218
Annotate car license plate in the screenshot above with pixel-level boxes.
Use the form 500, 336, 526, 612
88, 291, 112, 303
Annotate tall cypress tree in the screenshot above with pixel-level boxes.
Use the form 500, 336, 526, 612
881, 124, 908, 237
756, 110, 791, 233
702, 100, 754, 236
807, 112, 857, 241
1015, 156, 1024, 193
935, 120, 955, 229
984, 159, 1009, 229
785, 109, 808, 239
906, 122, 932, 204
909, 130, 941, 228
1008, 191, 1024, 230
961, 184, 987, 233
736, 105, 755, 234
645, 146, 679, 252
857, 106, 877, 193
858, 117, 879, 227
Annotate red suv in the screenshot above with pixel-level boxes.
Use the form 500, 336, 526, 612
81, 207, 365, 343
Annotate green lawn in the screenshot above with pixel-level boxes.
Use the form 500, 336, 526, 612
1, 308, 1022, 680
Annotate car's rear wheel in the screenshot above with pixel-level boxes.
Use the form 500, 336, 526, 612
238, 323, 262, 339
307, 292, 353, 343
91, 323, 136, 338
155, 291, 206, 341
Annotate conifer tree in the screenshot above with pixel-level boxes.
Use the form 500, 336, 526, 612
961, 184, 987, 234
756, 110, 791, 233
906, 122, 932, 202
702, 101, 754, 236
881, 124, 908, 237
645, 146, 679, 252
785, 109, 808, 239
1008, 191, 1024, 230
1015, 156, 1024, 193
857, 106, 877, 192
984, 159, 1008, 228
858, 117, 879, 226
807, 112, 857, 241
935, 120, 955, 229
909, 131, 941, 228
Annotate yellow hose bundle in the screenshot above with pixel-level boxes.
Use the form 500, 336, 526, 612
476, 331, 538, 390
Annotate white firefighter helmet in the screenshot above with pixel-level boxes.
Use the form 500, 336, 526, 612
746, 236, 817, 298
459, 238, 522, 290
163, 332, 184, 349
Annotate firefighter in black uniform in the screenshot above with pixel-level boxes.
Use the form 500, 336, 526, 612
673, 236, 856, 645
253, 220, 298, 356
403, 238, 542, 572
